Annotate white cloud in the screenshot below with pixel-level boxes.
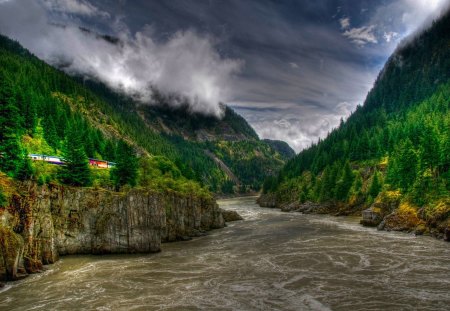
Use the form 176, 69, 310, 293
289, 62, 299, 69
383, 31, 398, 43
42, 0, 108, 17
273, 118, 291, 129
231, 98, 362, 152
0, 0, 242, 117
339, 17, 350, 29
342, 25, 378, 46
400, 0, 448, 31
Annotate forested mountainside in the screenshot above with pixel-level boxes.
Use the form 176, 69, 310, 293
261, 10, 449, 235
0, 34, 287, 196
263, 139, 296, 160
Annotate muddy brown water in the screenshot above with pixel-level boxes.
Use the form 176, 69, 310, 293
0, 197, 449, 310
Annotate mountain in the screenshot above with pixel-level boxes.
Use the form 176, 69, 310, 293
0, 34, 287, 194
260, 10, 450, 237
262, 139, 296, 160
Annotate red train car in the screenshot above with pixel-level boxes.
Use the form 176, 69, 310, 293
89, 158, 109, 168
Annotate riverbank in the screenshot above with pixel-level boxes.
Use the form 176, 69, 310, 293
1, 196, 449, 311
0, 182, 225, 282
257, 193, 450, 241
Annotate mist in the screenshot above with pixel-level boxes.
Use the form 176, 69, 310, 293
0, 0, 241, 118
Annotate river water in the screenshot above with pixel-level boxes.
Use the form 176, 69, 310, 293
1, 197, 449, 311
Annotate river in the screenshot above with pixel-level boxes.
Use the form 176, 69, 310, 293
0, 197, 449, 310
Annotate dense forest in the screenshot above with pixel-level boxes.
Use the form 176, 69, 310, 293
0, 34, 290, 198
263, 11, 449, 215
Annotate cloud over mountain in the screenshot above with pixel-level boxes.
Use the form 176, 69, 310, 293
0, 0, 241, 117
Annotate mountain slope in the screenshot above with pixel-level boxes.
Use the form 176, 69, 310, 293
0, 34, 286, 194
260, 10, 450, 237
263, 139, 296, 160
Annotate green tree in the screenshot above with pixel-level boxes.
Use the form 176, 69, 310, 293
0, 82, 21, 175
351, 171, 364, 197
388, 139, 418, 192
0, 188, 6, 207
334, 161, 354, 201
23, 93, 37, 135
42, 116, 59, 152
58, 125, 92, 186
15, 153, 34, 180
110, 140, 138, 188
368, 171, 381, 199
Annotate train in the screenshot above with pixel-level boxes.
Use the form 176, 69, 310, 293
29, 154, 116, 168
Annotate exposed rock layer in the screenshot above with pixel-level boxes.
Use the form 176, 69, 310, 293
0, 183, 224, 281
258, 193, 449, 240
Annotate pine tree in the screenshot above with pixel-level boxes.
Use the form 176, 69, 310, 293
110, 140, 138, 189
0, 81, 22, 175
58, 125, 92, 186
15, 152, 34, 180
0, 188, 6, 207
23, 93, 37, 135
418, 123, 440, 173
319, 165, 337, 202
351, 171, 363, 197
335, 161, 354, 201
368, 171, 381, 199
388, 139, 418, 192
42, 116, 59, 152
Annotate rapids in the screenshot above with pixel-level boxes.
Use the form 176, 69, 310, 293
0, 197, 449, 310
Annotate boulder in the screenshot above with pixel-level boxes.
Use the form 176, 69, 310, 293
360, 208, 383, 227
220, 209, 243, 222
256, 193, 278, 208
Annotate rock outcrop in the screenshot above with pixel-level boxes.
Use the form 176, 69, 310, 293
360, 208, 383, 227
219, 209, 243, 222
0, 183, 224, 281
256, 193, 278, 208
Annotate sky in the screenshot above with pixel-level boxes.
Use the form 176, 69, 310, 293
0, 0, 448, 152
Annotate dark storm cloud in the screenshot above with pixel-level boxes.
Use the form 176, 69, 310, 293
0, 0, 448, 151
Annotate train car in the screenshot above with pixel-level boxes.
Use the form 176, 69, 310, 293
29, 154, 44, 161
89, 158, 109, 168
29, 154, 115, 169
45, 156, 64, 165
29, 154, 64, 165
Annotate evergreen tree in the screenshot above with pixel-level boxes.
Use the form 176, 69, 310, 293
0, 81, 21, 175
42, 116, 59, 152
418, 123, 440, 173
319, 165, 338, 202
23, 93, 37, 135
335, 161, 354, 201
0, 188, 6, 207
58, 125, 92, 186
103, 140, 117, 162
351, 171, 363, 197
15, 154, 34, 180
388, 139, 418, 192
110, 140, 138, 188
368, 171, 381, 199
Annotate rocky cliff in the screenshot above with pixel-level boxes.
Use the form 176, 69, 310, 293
0, 183, 224, 281
258, 192, 450, 241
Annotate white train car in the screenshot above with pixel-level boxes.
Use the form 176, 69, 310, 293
29, 154, 64, 165
29, 154, 115, 168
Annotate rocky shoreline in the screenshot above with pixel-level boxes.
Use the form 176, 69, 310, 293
0, 182, 227, 282
257, 193, 450, 241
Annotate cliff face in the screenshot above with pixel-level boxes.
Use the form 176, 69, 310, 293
258, 192, 450, 241
0, 183, 224, 281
